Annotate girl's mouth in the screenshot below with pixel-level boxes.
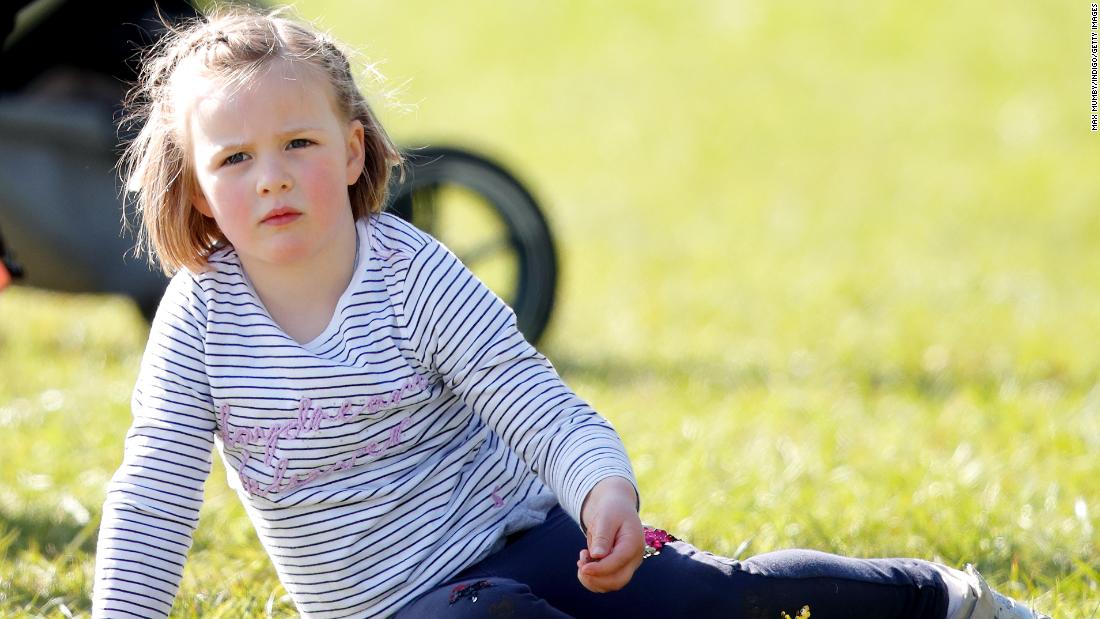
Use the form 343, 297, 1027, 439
262, 207, 302, 225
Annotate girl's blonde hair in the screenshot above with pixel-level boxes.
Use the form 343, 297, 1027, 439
120, 5, 401, 274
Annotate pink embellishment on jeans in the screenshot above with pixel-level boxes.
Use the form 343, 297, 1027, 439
642, 526, 678, 559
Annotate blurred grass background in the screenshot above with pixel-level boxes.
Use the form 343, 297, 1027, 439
2, 0, 1098, 616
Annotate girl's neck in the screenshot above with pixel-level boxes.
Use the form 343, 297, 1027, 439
240, 222, 360, 345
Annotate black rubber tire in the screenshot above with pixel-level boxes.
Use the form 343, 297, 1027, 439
387, 146, 558, 344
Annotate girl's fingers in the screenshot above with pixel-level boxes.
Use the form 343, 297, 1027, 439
578, 529, 643, 584
578, 564, 633, 593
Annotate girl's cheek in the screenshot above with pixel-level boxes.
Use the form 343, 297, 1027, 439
217, 185, 251, 213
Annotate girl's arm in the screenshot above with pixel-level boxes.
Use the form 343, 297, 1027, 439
400, 237, 639, 530
92, 273, 217, 619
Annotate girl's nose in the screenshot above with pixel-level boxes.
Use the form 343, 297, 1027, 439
257, 164, 294, 195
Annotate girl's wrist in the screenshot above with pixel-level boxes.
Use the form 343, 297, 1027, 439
599, 475, 639, 505
580, 475, 640, 530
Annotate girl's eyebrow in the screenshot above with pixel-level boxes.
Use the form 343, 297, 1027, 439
275, 126, 325, 139
209, 127, 325, 157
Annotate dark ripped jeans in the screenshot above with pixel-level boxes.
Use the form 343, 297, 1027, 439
393, 505, 949, 619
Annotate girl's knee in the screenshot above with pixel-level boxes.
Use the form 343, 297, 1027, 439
397, 577, 570, 619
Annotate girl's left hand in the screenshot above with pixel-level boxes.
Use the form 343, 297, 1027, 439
576, 476, 644, 593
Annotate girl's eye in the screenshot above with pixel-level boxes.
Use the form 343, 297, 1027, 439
288, 138, 313, 149
223, 152, 248, 166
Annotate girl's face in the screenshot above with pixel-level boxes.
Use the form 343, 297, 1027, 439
184, 60, 365, 272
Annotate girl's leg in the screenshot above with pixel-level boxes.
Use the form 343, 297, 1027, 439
393, 577, 574, 619
457, 505, 949, 619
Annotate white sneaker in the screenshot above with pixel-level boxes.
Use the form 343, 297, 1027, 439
963, 564, 1051, 619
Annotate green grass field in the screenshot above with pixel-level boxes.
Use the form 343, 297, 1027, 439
2, 0, 1098, 616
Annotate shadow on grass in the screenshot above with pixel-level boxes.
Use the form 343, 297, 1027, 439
0, 508, 99, 558
553, 354, 771, 391
550, 352, 1078, 401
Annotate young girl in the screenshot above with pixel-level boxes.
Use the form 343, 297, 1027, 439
93, 6, 1051, 619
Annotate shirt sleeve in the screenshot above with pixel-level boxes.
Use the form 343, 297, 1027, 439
399, 239, 638, 527
92, 271, 217, 618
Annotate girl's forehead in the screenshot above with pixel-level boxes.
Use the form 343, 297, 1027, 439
175, 59, 341, 130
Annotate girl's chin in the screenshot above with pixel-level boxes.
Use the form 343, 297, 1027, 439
255, 238, 350, 268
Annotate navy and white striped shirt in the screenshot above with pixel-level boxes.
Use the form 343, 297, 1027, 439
92, 214, 636, 618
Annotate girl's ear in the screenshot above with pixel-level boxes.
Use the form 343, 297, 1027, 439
345, 119, 366, 185
192, 189, 214, 218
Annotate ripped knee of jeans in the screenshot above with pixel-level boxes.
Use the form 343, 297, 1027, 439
448, 579, 494, 605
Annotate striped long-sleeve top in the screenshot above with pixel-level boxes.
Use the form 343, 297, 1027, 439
92, 213, 637, 618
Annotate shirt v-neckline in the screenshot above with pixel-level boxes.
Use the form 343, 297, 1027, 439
238, 219, 368, 354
